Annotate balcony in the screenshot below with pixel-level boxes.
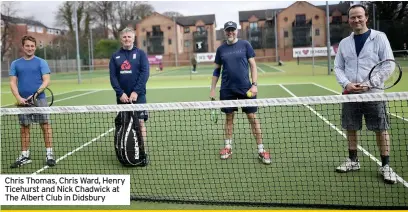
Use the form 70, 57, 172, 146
292, 19, 312, 27
147, 34, 164, 55
147, 45, 164, 55
193, 30, 208, 38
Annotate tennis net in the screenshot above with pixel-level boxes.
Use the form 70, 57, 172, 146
1, 92, 408, 209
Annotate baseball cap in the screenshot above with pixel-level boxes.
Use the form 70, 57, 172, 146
224, 21, 237, 30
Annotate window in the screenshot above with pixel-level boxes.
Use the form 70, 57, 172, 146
27, 25, 36, 32
315, 15, 319, 20
332, 16, 342, 24
251, 36, 259, 41
152, 25, 161, 33
284, 17, 288, 22
168, 26, 171, 30
295, 14, 306, 24
315, 29, 320, 36
168, 39, 172, 45
184, 27, 190, 33
184, 40, 190, 47
196, 26, 205, 33
143, 40, 146, 47
36, 26, 43, 33
249, 22, 258, 31
284, 31, 288, 38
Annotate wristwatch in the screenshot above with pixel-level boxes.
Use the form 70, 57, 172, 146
252, 82, 257, 86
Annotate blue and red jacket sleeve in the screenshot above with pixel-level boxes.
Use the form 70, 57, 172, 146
133, 50, 150, 94
109, 53, 124, 97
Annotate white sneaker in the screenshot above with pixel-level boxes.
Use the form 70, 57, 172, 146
336, 158, 360, 173
379, 165, 397, 184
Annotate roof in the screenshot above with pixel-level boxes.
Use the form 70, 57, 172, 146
1, 14, 47, 28
316, 2, 351, 15
176, 14, 216, 26
238, 9, 282, 22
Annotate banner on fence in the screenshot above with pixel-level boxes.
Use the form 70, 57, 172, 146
196, 53, 216, 63
147, 55, 163, 65
293, 45, 339, 58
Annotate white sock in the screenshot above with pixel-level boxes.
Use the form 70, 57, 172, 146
46, 148, 53, 155
225, 139, 232, 149
22, 150, 29, 157
258, 144, 264, 153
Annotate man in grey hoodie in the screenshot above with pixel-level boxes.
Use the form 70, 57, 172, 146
334, 4, 397, 184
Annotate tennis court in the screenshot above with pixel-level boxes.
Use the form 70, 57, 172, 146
1, 80, 408, 209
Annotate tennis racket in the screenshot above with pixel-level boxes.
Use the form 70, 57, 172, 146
210, 97, 220, 123
343, 59, 402, 94
16, 87, 54, 107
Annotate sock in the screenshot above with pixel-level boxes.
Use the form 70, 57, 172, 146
46, 148, 53, 155
22, 150, 29, 157
381, 155, 389, 167
349, 149, 358, 162
225, 139, 232, 149
258, 144, 264, 153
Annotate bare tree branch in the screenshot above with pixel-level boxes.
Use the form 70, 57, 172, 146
1, 1, 19, 61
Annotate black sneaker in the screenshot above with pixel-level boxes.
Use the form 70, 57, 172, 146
10, 155, 32, 168
46, 154, 56, 167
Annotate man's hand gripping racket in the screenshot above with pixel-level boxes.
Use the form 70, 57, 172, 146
16, 87, 54, 106
343, 59, 402, 94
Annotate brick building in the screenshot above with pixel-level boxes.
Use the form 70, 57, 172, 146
1, 14, 64, 60
126, 12, 217, 59
238, 1, 350, 60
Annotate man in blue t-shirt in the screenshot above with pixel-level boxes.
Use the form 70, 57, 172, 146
9, 35, 56, 168
209, 21, 271, 164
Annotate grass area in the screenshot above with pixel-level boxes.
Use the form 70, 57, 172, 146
1, 61, 408, 210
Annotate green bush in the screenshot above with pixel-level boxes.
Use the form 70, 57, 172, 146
95, 39, 121, 58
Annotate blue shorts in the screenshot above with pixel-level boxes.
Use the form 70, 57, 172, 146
220, 88, 257, 114
117, 94, 149, 121
18, 99, 50, 126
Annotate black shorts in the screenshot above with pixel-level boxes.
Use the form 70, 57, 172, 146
117, 94, 149, 121
341, 101, 389, 131
220, 88, 257, 114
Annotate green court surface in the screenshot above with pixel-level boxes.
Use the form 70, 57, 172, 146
1, 61, 408, 210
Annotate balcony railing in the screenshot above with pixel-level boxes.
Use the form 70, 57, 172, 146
193, 31, 208, 38
147, 35, 164, 55
292, 19, 312, 27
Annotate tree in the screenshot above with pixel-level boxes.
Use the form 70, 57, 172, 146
363, 1, 408, 21
362, 1, 408, 49
55, 1, 92, 37
88, 1, 112, 38
1, 1, 19, 61
109, 2, 155, 39
162, 11, 184, 19
94, 39, 120, 58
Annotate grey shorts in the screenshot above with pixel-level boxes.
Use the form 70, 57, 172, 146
18, 99, 50, 126
341, 101, 389, 131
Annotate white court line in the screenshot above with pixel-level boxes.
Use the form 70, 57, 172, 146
1, 90, 93, 107
312, 83, 408, 122
280, 84, 408, 188
257, 67, 266, 73
263, 63, 285, 72
72, 83, 317, 91
51, 90, 101, 104
33, 128, 115, 174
